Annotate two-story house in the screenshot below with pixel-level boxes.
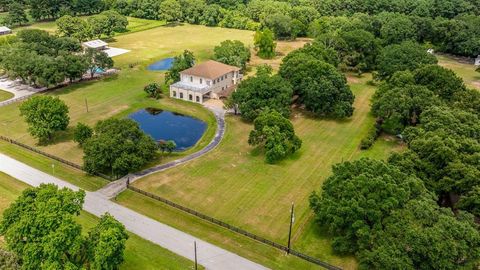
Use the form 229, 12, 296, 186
169, 60, 242, 103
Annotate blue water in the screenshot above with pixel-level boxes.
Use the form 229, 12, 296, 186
128, 108, 207, 151
147, 57, 175, 71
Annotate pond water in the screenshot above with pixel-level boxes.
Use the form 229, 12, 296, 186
128, 108, 207, 151
147, 57, 174, 71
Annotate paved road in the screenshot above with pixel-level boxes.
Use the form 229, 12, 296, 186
0, 153, 268, 270
98, 106, 226, 198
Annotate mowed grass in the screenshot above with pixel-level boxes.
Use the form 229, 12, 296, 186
0, 89, 14, 102
0, 172, 197, 269
129, 74, 404, 268
0, 70, 215, 166
0, 24, 251, 166
437, 54, 480, 90
110, 24, 254, 68
13, 17, 165, 35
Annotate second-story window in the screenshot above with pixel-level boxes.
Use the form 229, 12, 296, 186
200, 78, 203, 84
190, 76, 193, 82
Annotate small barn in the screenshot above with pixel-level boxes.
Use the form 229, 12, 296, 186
0, 26, 12, 35
82, 39, 108, 50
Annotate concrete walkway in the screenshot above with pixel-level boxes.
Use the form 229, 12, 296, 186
0, 153, 268, 270
0, 77, 46, 106
98, 106, 226, 198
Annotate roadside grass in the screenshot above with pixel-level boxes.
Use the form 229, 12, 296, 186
0, 172, 197, 269
0, 89, 14, 102
0, 141, 107, 191
116, 189, 332, 270
437, 54, 480, 90
128, 74, 404, 268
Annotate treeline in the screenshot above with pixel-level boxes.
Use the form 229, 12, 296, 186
309, 24, 480, 270
102, 0, 480, 57
0, 29, 113, 87
57, 10, 128, 41
2, 0, 479, 57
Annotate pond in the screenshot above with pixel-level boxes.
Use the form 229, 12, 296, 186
147, 57, 174, 71
128, 108, 207, 151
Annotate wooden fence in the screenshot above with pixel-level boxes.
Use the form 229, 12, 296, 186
127, 185, 342, 270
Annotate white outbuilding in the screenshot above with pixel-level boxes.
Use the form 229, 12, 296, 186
0, 26, 12, 35
82, 39, 108, 50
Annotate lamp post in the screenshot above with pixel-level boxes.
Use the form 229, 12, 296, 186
194, 241, 198, 270
51, 163, 55, 175
287, 202, 294, 254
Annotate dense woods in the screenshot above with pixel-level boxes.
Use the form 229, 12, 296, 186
2, 0, 479, 57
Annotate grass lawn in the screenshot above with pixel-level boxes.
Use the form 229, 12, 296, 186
437, 54, 480, 90
110, 24, 254, 68
13, 17, 166, 35
0, 24, 251, 168
127, 74, 404, 268
0, 172, 197, 269
0, 89, 14, 102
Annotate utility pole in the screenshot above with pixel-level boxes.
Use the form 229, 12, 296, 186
287, 202, 294, 254
194, 241, 198, 270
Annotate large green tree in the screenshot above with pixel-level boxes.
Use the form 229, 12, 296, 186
83, 118, 157, 176
231, 73, 293, 121
280, 53, 354, 118
165, 50, 195, 83
213, 40, 251, 70
0, 184, 128, 270
376, 41, 438, 80
310, 158, 429, 254
159, 0, 182, 23
248, 110, 301, 163
4, 2, 28, 27
19, 96, 70, 143
253, 29, 276, 59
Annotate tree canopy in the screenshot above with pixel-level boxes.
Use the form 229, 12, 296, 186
254, 29, 276, 59
280, 50, 354, 118
83, 118, 157, 177
213, 40, 251, 70
231, 73, 293, 122
248, 110, 301, 163
165, 50, 195, 83
376, 41, 438, 80
19, 96, 70, 143
0, 184, 128, 270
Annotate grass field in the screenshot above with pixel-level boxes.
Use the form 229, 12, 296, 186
0, 172, 197, 269
13, 17, 166, 35
437, 54, 480, 90
0, 89, 13, 102
110, 24, 254, 68
0, 24, 252, 167
128, 73, 404, 268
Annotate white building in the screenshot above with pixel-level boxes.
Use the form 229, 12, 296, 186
82, 39, 108, 50
0, 26, 12, 35
170, 60, 242, 103
475, 55, 480, 66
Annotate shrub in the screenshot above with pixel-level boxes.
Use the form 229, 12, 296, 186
144, 83, 161, 99
73, 122, 93, 146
